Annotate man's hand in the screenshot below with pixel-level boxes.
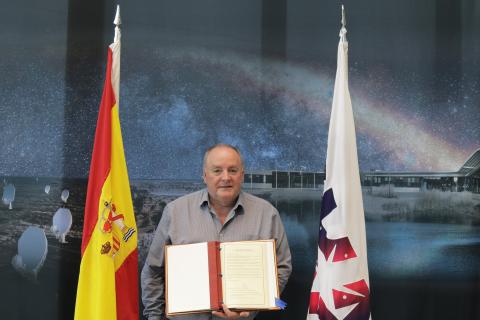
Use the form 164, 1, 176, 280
212, 304, 250, 319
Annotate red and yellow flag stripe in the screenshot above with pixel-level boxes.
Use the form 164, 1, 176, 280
75, 26, 138, 320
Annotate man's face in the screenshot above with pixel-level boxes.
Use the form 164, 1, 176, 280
203, 146, 244, 207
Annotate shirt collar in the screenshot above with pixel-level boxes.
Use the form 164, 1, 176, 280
199, 188, 245, 214
200, 189, 209, 208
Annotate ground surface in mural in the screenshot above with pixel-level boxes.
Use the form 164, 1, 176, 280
0, 177, 479, 319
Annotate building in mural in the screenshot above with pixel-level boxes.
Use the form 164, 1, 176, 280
245, 149, 480, 194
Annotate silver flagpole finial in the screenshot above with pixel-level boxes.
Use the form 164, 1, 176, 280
340, 5, 347, 42
113, 5, 121, 43
114, 5, 121, 26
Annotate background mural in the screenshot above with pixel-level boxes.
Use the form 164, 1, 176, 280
0, 0, 479, 319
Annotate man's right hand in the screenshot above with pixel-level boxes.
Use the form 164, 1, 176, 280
212, 304, 250, 319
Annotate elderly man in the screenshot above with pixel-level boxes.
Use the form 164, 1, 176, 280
141, 144, 292, 320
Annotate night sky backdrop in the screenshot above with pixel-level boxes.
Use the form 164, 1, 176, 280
1, 0, 479, 179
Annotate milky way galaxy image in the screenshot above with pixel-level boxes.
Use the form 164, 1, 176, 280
0, 0, 479, 180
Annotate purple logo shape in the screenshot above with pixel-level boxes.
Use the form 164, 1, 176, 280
319, 188, 357, 262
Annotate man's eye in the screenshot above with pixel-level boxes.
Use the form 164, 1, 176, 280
228, 168, 239, 174
212, 169, 222, 174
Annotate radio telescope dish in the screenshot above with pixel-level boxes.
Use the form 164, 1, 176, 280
11, 226, 48, 280
51, 207, 72, 243
2, 183, 15, 209
61, 189, 69, 203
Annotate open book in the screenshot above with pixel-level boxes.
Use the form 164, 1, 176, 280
165, 239, 280, 316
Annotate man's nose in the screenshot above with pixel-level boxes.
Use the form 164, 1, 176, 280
220, 169, 231, 180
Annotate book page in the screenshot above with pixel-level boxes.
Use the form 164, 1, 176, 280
166, 242, 211, 314
220, 240, 277, 309
264, 241, 276, 307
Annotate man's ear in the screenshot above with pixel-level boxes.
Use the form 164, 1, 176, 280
202, 170, 207, 184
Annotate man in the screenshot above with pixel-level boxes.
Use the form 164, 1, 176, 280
141, 144, 292, 320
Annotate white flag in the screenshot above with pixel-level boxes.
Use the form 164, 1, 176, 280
307, 9, 372, 320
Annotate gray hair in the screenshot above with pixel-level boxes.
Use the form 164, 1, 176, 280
203, 143, 244, 170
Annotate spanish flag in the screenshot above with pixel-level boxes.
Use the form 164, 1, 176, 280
75, 6, 138, 320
